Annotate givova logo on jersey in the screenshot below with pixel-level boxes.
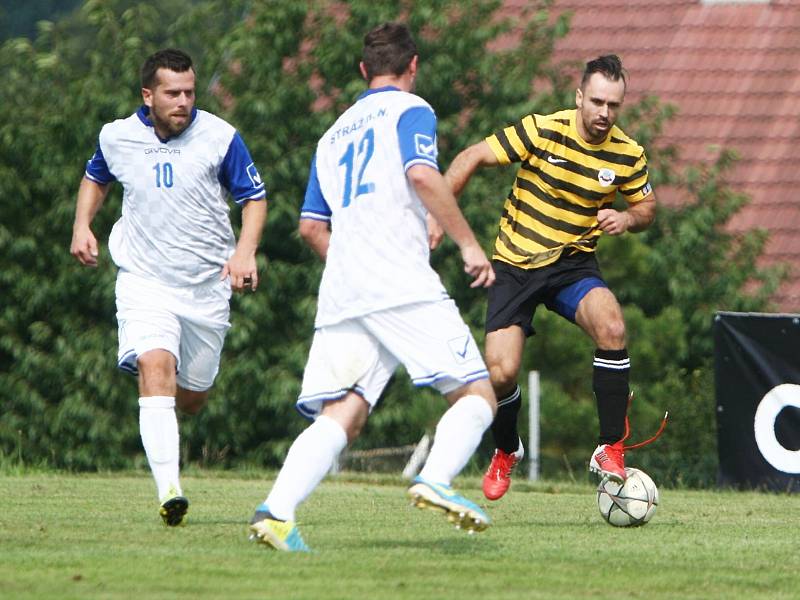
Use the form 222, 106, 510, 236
414, 133, 437, 160
447, 335, 478, 364
247, 162, 263, 187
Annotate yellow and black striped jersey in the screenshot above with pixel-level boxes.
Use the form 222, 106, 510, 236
485, 109, 652, 269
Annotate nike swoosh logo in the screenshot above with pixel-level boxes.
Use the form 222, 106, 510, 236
547, 156, 568, 164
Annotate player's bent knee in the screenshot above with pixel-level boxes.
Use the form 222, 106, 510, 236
597, 319, 626, 348
488, 361, 519, 393
137, 350, 177, 385
446, 379, 497, 414
321, 393, 369, 444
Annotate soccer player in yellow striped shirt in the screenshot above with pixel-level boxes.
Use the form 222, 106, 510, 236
446, 55, 656, 498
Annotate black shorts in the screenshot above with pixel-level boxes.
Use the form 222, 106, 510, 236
485, 251, 607, 337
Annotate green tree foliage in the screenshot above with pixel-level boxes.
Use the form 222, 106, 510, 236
0, 0, 785, 486
0, 0, 83, 41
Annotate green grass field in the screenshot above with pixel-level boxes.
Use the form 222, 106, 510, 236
1, 471, 797, 599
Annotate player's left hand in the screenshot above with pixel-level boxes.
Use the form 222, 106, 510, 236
426, 213, 444, 250
222, 251, 258, 292
597, 209, 632, 236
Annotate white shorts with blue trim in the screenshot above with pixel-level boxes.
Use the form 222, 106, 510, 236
115, 270, 231, 392
297, 299, 489, 419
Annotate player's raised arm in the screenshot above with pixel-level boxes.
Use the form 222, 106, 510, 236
70, 177, 110, 267
444, 140, 501, 197
407, 164, 494, 288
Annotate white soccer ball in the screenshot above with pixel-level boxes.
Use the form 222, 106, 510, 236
596, 467, 659, 527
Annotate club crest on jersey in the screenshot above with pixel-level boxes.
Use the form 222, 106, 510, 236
247, 162, 263, 186
598, 168, 615, 187
414, 133, 437, 159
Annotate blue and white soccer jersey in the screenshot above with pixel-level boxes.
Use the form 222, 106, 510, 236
297, 86, 488, 418
302, 87, 449, 327
85, 106, 266, 384
86, 106, 266, 286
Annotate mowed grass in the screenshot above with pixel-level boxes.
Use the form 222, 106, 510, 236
0, 471, 798, 599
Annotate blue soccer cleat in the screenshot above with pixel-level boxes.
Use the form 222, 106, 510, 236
249, 507, 310, 552
407, 476, 491, 533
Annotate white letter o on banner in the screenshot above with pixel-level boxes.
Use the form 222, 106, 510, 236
753, 383, 800, 474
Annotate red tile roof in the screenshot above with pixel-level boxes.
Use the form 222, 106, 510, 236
511, 0, 800, 310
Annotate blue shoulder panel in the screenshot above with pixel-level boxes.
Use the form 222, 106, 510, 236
84, 142, 116, 184
300, 155, 331, 222
218, 132, 267, 204
397, 106, 439, 171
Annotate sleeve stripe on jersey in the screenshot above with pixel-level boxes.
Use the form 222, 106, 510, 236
495, 129, 522, 163
514, 115, 538, 156
485, 135, 512, 165
234, 191, 267, 205
84, 171, 111, 184
505, 125, 530, 160
300, 211, 331, 222
619, 180, 651, 197
404, 157, 439, 171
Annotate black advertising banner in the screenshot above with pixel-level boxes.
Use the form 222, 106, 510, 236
714, 312, 800, 492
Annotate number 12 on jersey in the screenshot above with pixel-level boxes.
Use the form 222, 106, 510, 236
338, 128, 375, 207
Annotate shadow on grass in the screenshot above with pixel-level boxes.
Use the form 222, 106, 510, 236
348, 533, 500, 554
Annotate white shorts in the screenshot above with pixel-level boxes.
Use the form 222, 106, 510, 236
115, 270, 232, 392
297, 299, 489, 419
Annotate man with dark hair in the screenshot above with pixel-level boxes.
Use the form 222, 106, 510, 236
248, 22, 496, 552
445, 54, 656, 500
71, 48, 268, 525
360, 22, 418, 79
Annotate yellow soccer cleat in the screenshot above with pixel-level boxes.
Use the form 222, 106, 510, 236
249, 507, 310, 552
159, 487, 189, 527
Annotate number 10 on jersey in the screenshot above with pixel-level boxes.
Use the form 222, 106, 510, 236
153, 162, 174, 188
338, 128, 375, 207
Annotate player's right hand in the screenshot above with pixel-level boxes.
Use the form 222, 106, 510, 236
70, 227, 99, 267
461, 243, 495, 288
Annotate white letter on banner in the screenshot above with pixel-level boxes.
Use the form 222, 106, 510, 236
753, 384, 800, 474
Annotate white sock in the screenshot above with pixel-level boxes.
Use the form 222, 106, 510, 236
139, 396, 181, 500
265, 415, 347, 522
419, 394, 494, 486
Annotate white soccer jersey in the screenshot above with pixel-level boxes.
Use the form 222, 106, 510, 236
85, 107, 266, 286
302, 87, 448, 327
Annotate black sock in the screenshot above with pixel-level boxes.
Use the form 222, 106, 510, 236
490, 385, 522, 453
593, 349, 630, 445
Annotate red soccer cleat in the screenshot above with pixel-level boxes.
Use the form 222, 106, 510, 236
590, 397, 670, 483
589, 441, 626, 483
482, 441, 524, 501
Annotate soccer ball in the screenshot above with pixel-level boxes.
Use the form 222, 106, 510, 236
596, 467, 659, 527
